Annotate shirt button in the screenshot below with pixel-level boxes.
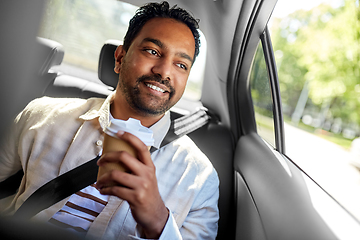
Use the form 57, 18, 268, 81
96, 140, 103, 146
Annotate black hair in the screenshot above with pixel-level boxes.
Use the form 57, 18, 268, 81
123, 1, 200, 63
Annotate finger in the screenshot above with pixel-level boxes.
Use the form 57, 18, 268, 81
98, 184, 134, 201
96, 169, 141, 190
117, 131, 153, 166
97, 151, 139, 166
98, 181, 152, 208
97, 151, 122, 166
97, 151, 145, 176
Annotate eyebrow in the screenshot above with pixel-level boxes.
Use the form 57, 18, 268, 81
142, 37, 194, 63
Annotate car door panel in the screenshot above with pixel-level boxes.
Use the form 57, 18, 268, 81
223, 0, 359, 238
235, 132, 338, 239
235, 171, 267, 240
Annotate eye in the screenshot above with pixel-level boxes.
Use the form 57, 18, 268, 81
145, 49, 159, 56
176, 63, 188, 71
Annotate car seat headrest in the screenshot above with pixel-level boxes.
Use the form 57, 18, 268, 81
98, 39, 122, 89
36, 37, 64, 75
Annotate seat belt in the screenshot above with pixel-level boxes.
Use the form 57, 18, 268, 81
13, 155, 100, 220
9, 108, 210, 220
151, 107, 210, 152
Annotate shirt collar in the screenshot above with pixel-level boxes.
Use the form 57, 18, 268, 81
149, 111, 171, 149
79, 91, 170, 149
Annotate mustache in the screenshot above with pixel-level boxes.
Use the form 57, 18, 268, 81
137, 74, 175, 93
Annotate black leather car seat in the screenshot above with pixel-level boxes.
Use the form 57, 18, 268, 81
43, 39, 117, 99
23, 37, 64, 104
36, 38, 64, 77
188, 119, 235, 240
97, 39, 122, 89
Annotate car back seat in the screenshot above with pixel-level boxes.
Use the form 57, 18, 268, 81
43, 39, 117, 99
21, 37, 64, 105
188, 120, 235, 240
43, 38, 237, 240
36, 38, 64, 78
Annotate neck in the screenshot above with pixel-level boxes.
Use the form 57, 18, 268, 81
110, 101, 163, 128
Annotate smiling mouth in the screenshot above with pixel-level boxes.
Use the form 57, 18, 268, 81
145, 83, 166, 93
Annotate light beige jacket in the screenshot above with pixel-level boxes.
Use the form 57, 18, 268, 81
0, 93, 219, 239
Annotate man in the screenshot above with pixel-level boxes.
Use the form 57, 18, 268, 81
0, 1, 219, 239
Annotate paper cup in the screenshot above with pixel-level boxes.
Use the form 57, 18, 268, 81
97, 118, 154, 185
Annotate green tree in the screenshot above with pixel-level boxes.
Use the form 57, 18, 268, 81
271, 0, 360, 128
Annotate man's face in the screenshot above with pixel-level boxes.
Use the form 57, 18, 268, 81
115, 17, 195, 117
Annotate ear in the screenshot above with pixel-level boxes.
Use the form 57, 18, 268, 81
114, 45, 126, 74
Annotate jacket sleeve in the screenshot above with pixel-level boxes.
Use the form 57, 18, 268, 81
0, 110, 24, 182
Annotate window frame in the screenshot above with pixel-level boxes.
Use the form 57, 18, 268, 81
234, 25, 285, 153
260, 27, 285, 153
227, 0, 283, 153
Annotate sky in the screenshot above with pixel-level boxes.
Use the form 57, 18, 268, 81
272, 0, 344, 18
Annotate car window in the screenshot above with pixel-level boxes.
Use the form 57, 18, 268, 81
249, 41, 276, 147
269, 0, 360, 221
38, 0, 206, 100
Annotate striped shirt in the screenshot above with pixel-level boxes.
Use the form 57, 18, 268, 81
49, 183, 109, 235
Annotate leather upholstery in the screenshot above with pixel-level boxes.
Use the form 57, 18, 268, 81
189, 122, 235, 240
98, 39, 122, 89
45, 74, 113, 99
36, 37, 64, 75
43, 39, 116, 99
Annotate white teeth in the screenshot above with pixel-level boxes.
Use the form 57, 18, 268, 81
146, 83, 165, 93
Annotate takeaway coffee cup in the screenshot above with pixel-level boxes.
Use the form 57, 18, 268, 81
97, 118, 154, 184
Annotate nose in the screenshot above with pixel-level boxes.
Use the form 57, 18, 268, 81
151, 57, 172, 81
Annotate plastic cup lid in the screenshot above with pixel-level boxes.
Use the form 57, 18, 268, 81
105, 118, 154, 146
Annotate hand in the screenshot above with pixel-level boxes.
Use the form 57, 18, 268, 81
96, 131, 169, 238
